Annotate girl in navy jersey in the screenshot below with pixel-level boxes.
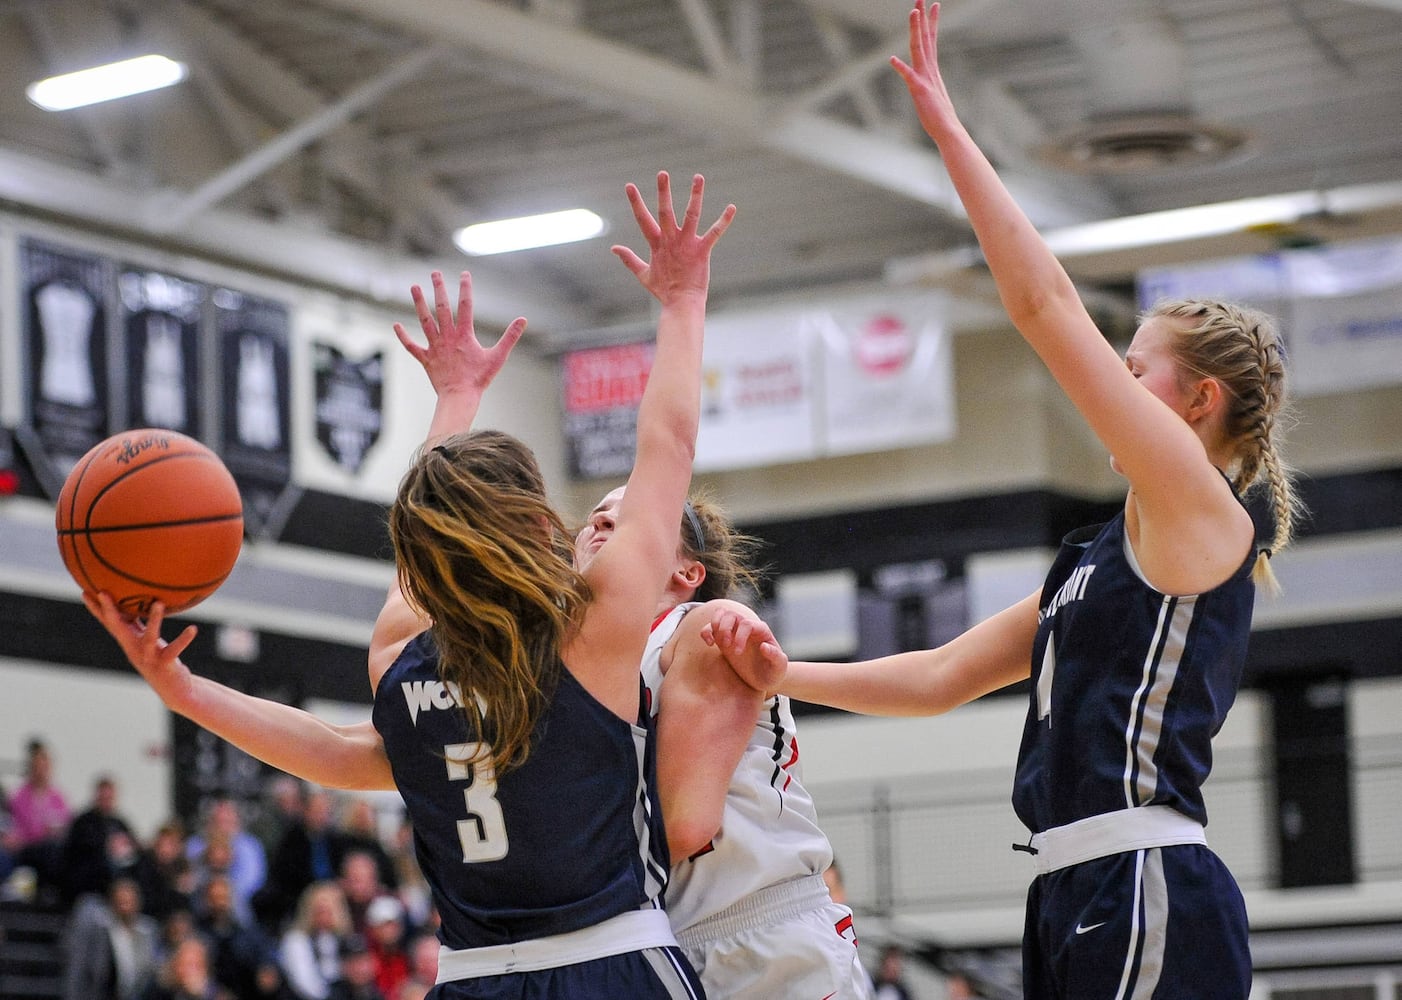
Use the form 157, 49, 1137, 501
779, 5, 1302, 999
87, 172, 775, 1000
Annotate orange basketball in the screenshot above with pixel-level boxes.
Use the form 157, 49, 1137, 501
55, 429, 244, 618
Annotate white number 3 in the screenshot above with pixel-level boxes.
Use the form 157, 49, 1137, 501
444, 742, 509, 862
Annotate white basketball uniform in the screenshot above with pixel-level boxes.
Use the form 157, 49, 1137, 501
645, 604, 873, 1000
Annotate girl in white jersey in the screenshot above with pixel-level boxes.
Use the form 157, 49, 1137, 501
575, 487, 874, 1000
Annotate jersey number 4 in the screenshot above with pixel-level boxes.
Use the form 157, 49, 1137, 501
445, 742, 509, 862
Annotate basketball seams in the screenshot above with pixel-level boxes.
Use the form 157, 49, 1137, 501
76, 450, 241, 532
56, 444, 108, 596
57, 512, 244, 536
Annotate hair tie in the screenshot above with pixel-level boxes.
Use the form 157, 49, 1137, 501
683, 500, 706, 554
1259, 547, 1273, 560
431, 444, 450, 457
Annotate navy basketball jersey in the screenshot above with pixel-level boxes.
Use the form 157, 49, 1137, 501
1013, 511, 1256, 834
372, 631, 672, 950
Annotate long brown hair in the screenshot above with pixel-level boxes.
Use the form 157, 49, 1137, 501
1144, 299, 1304, 592
389, 429, 590, 774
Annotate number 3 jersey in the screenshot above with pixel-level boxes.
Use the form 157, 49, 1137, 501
372, 630, 673, 950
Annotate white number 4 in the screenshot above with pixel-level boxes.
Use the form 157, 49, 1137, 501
444, 742, 509, 863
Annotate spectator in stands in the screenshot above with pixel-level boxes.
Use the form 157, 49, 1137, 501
152, 907, 198, 968
142, 934, 221, 1000
135, 821, 195, 923
326, 934, 385, 1000
8, 737, 71, 903
249, 776, 305, 862
63, 875, 160, 1000
383, 819, 430, 930
279, 881, 353, 1000
363, 895, 409, 999
0, 782, 17, 886
337, 851, 384, 936
873, 945, 914, 1000
947, 972, 980, 998
259, 789, 340, 933
189, 833, 255, 927
193, 872, 286, 1000
393, 933, 438, 1000
62, 773, 140, 906
185, 797, 267, 918
335, 799, 398, 894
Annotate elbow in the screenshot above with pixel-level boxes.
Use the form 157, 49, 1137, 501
661, 792, 721, 861
666, 816, 718, 863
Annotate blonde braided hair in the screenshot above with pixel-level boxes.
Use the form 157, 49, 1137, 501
1142, 299, 1305, 593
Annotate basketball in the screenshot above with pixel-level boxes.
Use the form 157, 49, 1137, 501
55, 428, 245, 618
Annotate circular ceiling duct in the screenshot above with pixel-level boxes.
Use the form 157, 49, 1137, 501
1037, 113, 1251, 174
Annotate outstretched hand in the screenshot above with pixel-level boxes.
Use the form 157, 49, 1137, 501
83, 593, 198, 711
699, 607, 788, 697
612, 172, 736, 308
393, 270, 527, 402
890, 0, 957, 139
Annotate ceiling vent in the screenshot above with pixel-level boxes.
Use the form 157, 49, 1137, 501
1037, 113, 1250, 174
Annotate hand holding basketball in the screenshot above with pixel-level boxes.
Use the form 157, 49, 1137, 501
56, 429, 244, 617
84, 592, 199, 709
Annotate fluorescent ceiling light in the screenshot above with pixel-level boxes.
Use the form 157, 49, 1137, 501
1041, 191, 1329, 258
454, 208, 605, 256
26, 54, 188, 112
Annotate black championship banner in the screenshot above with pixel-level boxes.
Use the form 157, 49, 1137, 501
18, 238, 112, 495
117, 267, 206, 437
215, 289, 294, 539
312, 342, 384, 476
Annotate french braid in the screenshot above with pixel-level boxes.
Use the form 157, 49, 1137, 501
1143, 300, 1305, 593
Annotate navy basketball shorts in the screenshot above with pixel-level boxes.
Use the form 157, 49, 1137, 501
428, 945, 706, 1000
1021, 844, 1250, 999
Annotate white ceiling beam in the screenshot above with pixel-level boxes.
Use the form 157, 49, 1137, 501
799, 0, 1014, 35
673, 0, 737, 77
807, 12, 891, 128
163, 1, 460, 237
153, 47, 444, 232
788, 23, 904, 119
311, 0, 1097, 228
0, 145, 579, 331
185, 68, 295, 215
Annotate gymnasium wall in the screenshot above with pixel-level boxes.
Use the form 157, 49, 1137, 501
3, 205, 1402, 941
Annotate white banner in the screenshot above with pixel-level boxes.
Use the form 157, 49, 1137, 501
559, 294, 955, 478
1137, 253, 1288, 312
1139, 235, 1402, 398
813, 294, 954, 456
292, 297, 431, 502
1282, 239, 1402, 397
695, 307, 817, 472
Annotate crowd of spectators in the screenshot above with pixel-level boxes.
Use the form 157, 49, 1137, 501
1, 737, 439, 1000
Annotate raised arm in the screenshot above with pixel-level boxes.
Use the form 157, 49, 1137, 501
568, 173, 736, 712
656, 600, 786, 859
85, 594, 395, 791
371, 270, 530, 687
779, 591, 1039, 717
393, 270, 526, 447
893, 3, 1243, 572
